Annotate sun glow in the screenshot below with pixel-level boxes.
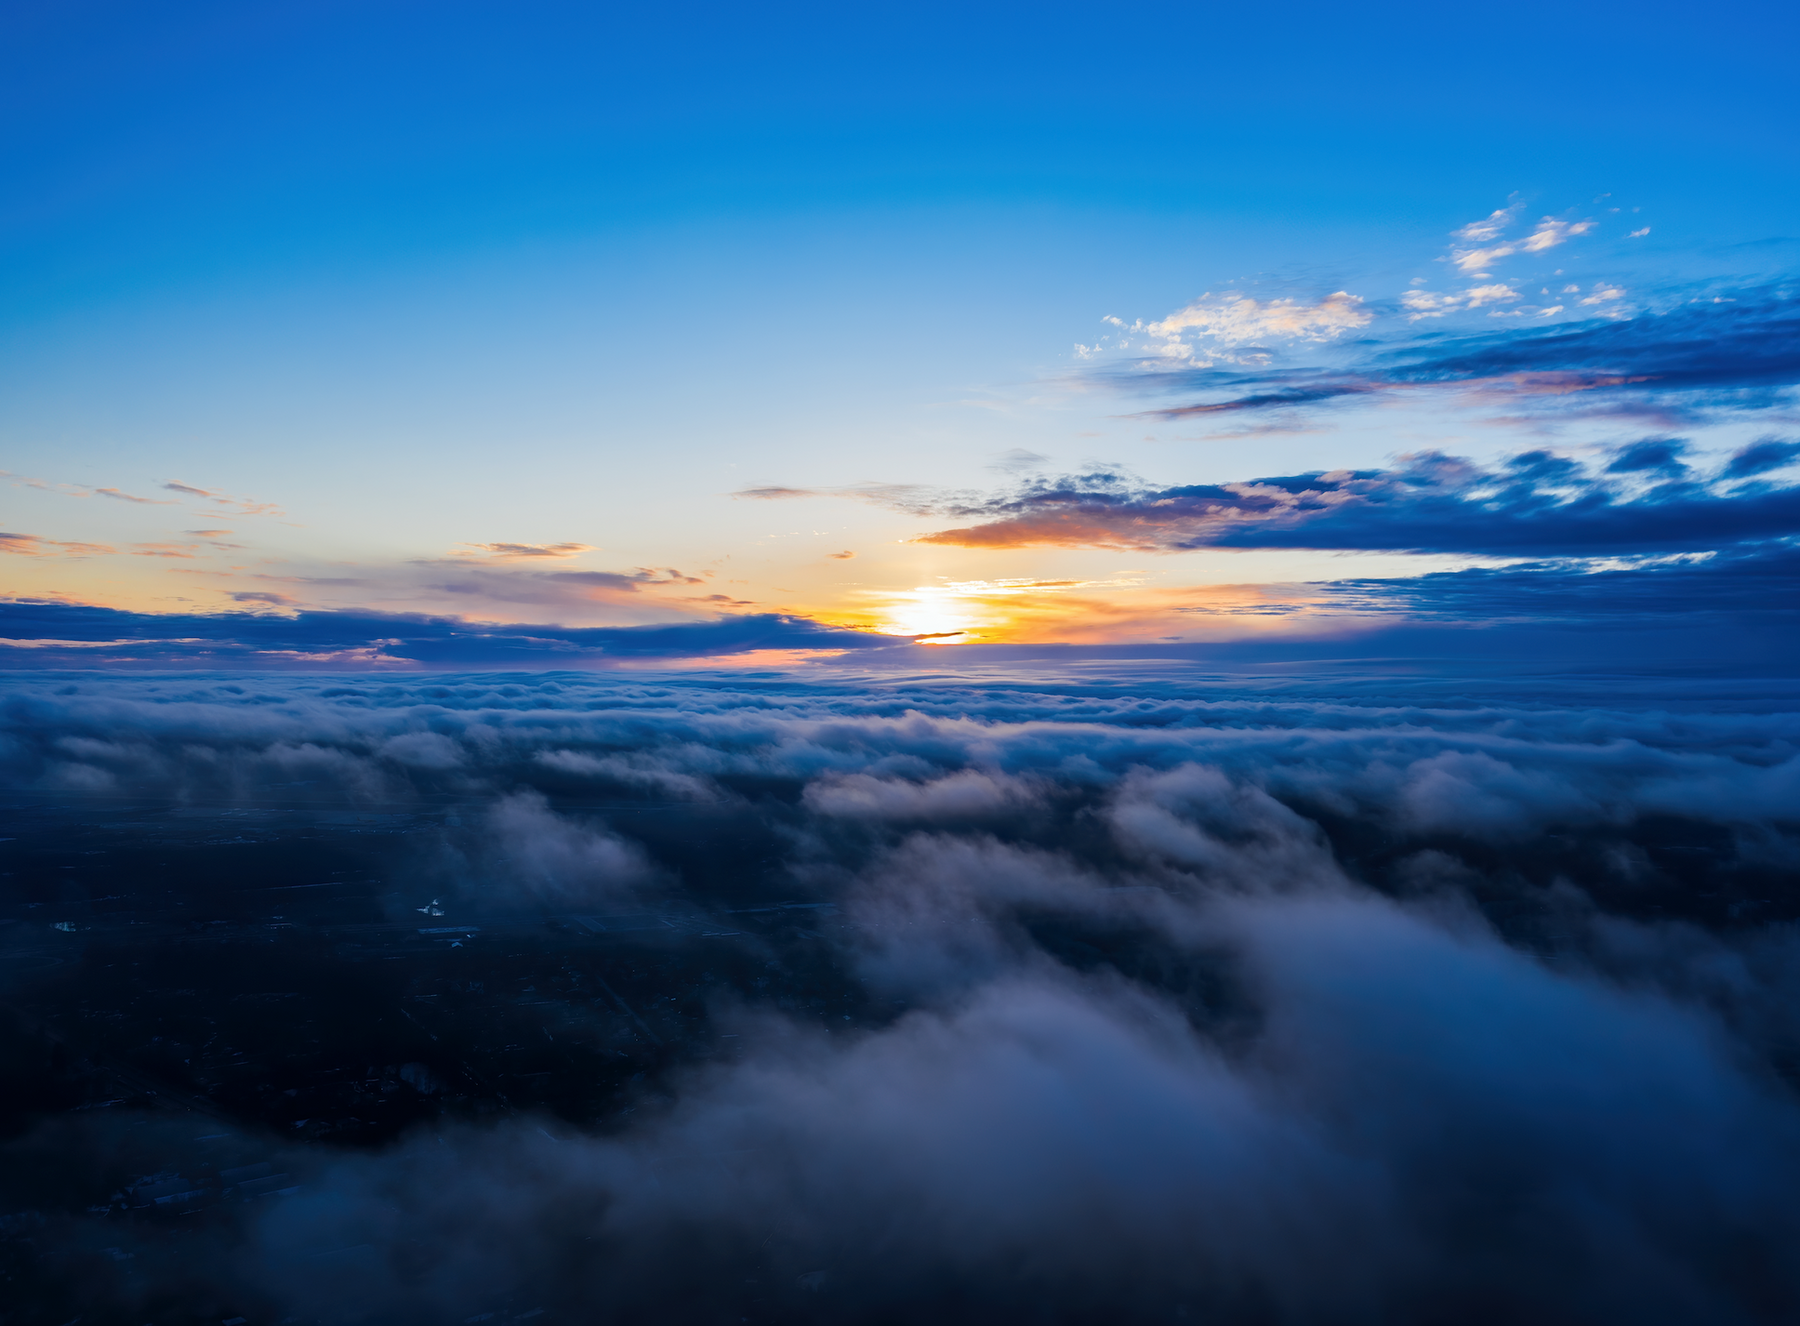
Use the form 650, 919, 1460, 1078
874, 586, 986, 642
864, 577, 1144, 644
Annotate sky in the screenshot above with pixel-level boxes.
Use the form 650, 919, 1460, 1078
3, 0, 1798, 668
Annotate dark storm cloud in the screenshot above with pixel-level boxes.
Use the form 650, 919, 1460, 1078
7, 668, 1800, 1322
1126, 288, 1800, 420
917, 446, 1800, 555
0, 602, 894, 668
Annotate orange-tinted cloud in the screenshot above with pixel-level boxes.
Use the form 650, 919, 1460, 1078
1, 531, 117, 557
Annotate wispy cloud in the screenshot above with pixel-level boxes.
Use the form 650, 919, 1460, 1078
1451, 213, 1596, 274
164, 480, 285, 517
453, 541, 596, 560
989, 448, 1050, 473
130, 541, 202, 559
734, 485, 817, 499
733, 482, 946, 515
94, 486, 178, 505
0, 531, 117, 558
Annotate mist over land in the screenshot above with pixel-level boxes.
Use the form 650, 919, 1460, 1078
5, 665, 1800, 1324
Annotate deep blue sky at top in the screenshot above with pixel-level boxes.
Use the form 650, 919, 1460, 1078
6, 0, 1795, 321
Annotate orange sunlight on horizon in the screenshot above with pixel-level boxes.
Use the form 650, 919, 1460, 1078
822, 577, 1353, 647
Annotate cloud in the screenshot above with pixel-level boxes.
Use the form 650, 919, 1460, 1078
914, 445, 1800, 557
734, 485, 819, 499
1400, 284, 1523, 320
13, 663, 1800, 1322
8, 664, 1798, 849
0, 602, 903, 669
1605, 437, 1690, 477
1145, 290, 1372, 348
1451, 203, 1522, 244
453, 542, 596, 560
473, 789, 661, 906
130, 541, 201, 558
243, 916, 1800, 1323
989, 448, 1051, 473
1724, 437, 1800, 479
419, 565, 668, 599
94, 486, 178, 505
1450, 214, 1596, 274
734, 482, 944, 514
163, 480, 284, 516
804, 769, 1042, 823
633, 567, 706, 584
1108, 285, 1800, 427
0, 531, 117, 557
1321, 541, 1800, 627
1141, 382, 1382, 416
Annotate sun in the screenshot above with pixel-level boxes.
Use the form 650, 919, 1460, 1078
874, 587, 984, 643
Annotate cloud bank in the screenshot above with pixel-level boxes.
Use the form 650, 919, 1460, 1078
5, 666, 1800, 1323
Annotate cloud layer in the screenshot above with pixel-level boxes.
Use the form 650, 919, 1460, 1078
1115, 287, 1800, 422
916, 442, 1800, 557
0, 604, 894, 668
5, 665, 1800, 1322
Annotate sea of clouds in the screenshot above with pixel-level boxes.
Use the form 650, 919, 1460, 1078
5, 665, 1800, 1323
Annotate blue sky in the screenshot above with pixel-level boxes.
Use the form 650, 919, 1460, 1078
3, 0, 1797, 665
